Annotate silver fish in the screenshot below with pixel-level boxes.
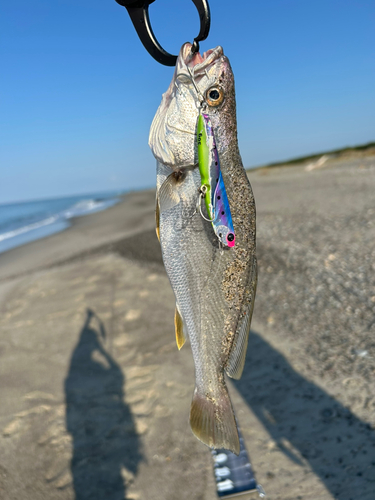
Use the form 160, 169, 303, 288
149, 43, 257, 454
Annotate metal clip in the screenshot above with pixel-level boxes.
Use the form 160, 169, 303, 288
115, 0, 211, 66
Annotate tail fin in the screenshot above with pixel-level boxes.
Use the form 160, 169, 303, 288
189, 386, 240, 455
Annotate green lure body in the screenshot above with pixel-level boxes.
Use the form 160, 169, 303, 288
197, 113, 212, 217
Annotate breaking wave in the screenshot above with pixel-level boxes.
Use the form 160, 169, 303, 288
0, 194, 121, 253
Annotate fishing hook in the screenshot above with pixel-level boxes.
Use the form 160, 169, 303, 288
182, 185, 215, 222
198, 185, 216, 222
114, 0, 211, 66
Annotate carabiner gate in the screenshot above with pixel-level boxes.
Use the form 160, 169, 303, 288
115, 0, 211, 66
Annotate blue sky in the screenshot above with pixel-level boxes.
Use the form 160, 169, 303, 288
1, 0, 374, 203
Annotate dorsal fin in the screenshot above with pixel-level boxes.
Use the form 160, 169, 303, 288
174, 304, 187, 350
155, 195, 160, 242
225, 258, 257, 379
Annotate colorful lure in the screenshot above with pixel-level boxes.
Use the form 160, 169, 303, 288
197, 113, 235, 247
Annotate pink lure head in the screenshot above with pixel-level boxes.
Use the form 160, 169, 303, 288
226, 232, 235, 248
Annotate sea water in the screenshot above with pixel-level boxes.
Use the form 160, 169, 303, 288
0, 192, 122, 254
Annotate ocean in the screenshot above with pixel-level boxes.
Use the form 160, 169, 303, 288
0, 192, 122, 254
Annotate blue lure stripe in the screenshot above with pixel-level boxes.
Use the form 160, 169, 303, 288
201, 113, 235, 248
213, 172, 235, 246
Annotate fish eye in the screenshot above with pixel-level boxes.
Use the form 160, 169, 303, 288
227, 233, 234, 242
206, 86, 224, 107
209, 89, 220, 100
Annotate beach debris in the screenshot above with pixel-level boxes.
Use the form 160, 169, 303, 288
352, 348, 369, 358
305, 154, 330, 171
149, 43, 257, 454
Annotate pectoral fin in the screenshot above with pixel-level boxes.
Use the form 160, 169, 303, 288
158, 172, 183, 214
225, 257, 257, 380
174, 304, 186, 350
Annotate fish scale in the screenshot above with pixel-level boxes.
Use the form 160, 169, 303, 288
157, 165, 240, 450
151, 43, 257, 454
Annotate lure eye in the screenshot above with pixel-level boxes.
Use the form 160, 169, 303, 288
227, 233, 234, 242
206, 86, 224, 107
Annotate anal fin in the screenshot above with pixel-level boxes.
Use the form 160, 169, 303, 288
174, 304, 186, 350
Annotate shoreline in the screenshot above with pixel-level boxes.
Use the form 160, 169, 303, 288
0, 192, 130, 259
0, 188, 156, 282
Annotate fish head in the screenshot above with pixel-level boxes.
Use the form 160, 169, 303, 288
149, 43, 237, 169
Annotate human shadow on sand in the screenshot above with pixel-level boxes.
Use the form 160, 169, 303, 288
234, 331, 375, 500
65, 309, 142, 500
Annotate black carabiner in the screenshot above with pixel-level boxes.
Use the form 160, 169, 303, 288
115, 0, 211, 66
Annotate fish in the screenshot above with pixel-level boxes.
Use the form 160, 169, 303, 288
149, 43, 257, 454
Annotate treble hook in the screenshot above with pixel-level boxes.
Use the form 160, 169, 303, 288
115, 0, 211, 66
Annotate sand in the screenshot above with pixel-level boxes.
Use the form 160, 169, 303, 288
0, 156, 374, 500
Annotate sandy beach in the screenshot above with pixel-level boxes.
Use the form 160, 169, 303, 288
0, 155, 374, 500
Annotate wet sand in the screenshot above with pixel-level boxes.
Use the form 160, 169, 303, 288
0, 156, 374, 500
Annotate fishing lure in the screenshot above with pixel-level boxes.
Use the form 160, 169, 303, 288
197, 112, 235, 247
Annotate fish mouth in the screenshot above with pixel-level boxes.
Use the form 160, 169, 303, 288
179, 43, 223, 73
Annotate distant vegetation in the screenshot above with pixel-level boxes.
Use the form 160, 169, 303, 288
248, 141, 375, 171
